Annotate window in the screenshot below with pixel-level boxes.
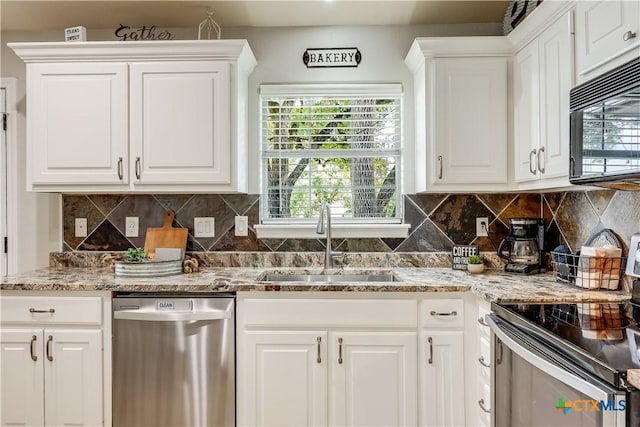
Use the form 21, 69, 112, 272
260, 84, 402, 228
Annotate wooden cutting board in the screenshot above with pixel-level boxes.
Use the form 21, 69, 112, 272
143, 210, 188, 261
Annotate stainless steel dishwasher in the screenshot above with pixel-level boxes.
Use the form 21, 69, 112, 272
113, 293, 235, 427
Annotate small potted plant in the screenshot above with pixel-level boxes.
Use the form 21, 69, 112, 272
123, 248, 149, 263
467, 255, 485, 274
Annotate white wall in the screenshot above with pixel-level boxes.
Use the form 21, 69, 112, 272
0, 22, 500, 271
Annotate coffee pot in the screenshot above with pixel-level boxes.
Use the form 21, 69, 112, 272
498, 218, 545, 274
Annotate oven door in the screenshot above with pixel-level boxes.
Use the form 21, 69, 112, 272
487, 314, 626, 427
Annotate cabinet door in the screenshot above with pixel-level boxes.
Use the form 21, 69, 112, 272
538, 13, 571, 180
0, 328, 44, 426
130, 61, 232, 186
575, 0, 640, 81
513, 41, 541, 183
432, 57, 507, 185
329, 331, 417, 427
421, 331, 465, 427
243, 331, 328, 427
27, 62, 128, 186
44, 329, 103, 427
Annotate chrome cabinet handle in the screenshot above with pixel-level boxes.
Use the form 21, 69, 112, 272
430, 310, 457, 317
478, 398, 491, 414
30, 335, 37, 361
478, 316, 489, 327
537, 146, 545, 173
46, 335, 53, 362
338, 337, 343, 364
437, 155, 443, 179
428, 337, 433, 364
135, 157, 141, 179
529, 149, 537, 175
317, 336, 322, 364
117, 157, 123, 180
478, 356, 491, 368
623, 30, 637, 41
29, 308, 55, 314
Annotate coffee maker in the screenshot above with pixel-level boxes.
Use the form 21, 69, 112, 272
497, 218, 545, 274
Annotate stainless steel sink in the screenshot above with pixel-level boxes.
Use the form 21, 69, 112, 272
257, 273, 397, 283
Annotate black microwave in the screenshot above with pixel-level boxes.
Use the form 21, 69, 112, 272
570, 57, 640, 189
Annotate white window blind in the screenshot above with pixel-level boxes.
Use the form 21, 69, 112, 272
260, 84, 402, 224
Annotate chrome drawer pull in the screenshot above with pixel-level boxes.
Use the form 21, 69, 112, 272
428, 337, 433, 364
338, 337, 343, 365
135, 157, 141, 179
316, 336, 322, 364
437, 156, 443, 179
478, 398, 491, 414
478, 356, 491, 368
529, 149, 537, 175
537, 146, 545, 173
30, 335, 37, 361
117, 157, 123, 180
623, 30, 637, 41
477, 316, 489, 327
46, 335, 53, 362
29, 308, 55, 314
430, 310, 457, 317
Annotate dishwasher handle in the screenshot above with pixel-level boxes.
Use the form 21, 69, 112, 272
114, 310, 231, 322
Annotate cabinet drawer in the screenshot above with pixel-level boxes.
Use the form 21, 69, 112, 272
421, 299, 464, 328
0, 296, 102, 325
242, 298, 417, 328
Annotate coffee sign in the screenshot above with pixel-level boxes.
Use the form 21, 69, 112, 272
452, 245, 479, 270
303, 47, 361, 68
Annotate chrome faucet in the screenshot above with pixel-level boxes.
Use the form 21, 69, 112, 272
316, 201, 343, 269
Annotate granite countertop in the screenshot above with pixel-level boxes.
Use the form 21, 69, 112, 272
0, 266, 631, 303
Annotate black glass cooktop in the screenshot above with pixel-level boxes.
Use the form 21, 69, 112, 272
493, 301, 640, 388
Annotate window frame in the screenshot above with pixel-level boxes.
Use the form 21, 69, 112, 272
257, 83, 406, 238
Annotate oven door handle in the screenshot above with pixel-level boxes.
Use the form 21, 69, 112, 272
486, 314, 623, 401
114, 310, 231, 321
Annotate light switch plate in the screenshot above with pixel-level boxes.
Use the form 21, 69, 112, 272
235, 216, 249, 236
194, 217, 215, 238
75, 218, 88, 238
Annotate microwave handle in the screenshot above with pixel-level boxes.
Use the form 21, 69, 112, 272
487, 314, 621, 401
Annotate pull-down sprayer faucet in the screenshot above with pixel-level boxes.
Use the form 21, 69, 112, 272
316, 201, 343, 269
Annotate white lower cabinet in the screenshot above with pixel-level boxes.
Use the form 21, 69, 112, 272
419, 298, 465, 427
238, 295, 419, 427
0, 293, 110, 427
421, 331, 464, 427
244, 331, 328, 427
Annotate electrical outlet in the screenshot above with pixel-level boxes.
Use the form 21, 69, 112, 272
476, 217, 489, 237
125, 217, 139, 237
235, 216, 248, 237
194, 217, 215, 238
75, 218, 88, 237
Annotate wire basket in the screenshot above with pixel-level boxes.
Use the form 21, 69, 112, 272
551, 251, 624, 290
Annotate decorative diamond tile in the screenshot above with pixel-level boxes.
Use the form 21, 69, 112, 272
431, 194, 493, 245
555, 192, 599, 252
473, 219, 509, 252
586, 190, 617, 216
543, 192, 565, 214
154, 195, 194, 214
78, 221, 132, 251
407, 194, 448, 216
477, 194, 517, 217
396, 220, 453, 252
87, 195, 126, 216
336, 238, 391, 252
176, 195, 236, 250
275, 239, 325, 252
210, 229, 271, 251
600, 191, 640, 245
498, 194, 543, 225
63, 195, 105, 250
221, 194, 260, 215
108, 195, 167, 249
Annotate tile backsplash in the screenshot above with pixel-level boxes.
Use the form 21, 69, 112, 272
62, 190, 640, 257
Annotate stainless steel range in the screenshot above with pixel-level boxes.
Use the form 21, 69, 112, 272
488, 298, 640, 426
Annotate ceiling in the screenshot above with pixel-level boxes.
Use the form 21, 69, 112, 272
1, 0, 509, 32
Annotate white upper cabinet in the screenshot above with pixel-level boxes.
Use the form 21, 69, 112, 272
9, 40, 256, 193
509, 3, 573, 189
575, 0, 640, 85
405, 37, 511, 193
27, 62, 129, 186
